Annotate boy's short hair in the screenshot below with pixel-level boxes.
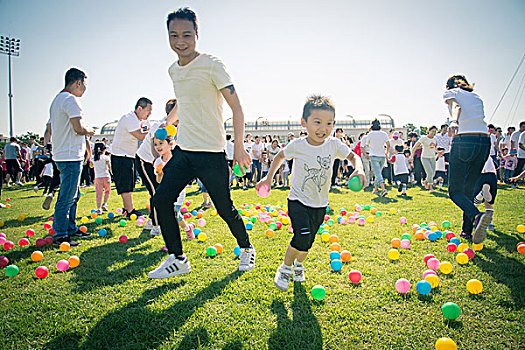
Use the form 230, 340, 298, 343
437, 147, 445, 151
167, 7, 198, 33
165, 99, 176, 115
135, 97, 152, 110
502, 147, 508, 152
335, 127, 344, 133
394, 145, 404, 152
403, 150, 410, 155
302, 95, 335, 121
65, 68, 86, 88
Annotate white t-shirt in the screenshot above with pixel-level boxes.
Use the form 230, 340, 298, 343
94, 154, 111, 178
268, 145, 280, 160
391, 153, 409, 175
251, 142, 263, 160
489, 134, 497, 156
136, 120, 164, 164
419, 136, 437, 159
501, 134, 513, 151
511, 131, 522, 150
482, 156, 497, 174
388, 138, 404, 157
168, 53, 233, 152
436, 155, 446, 172
244, 142, 253, 165
30, 144, 38, 160
43, 162, 54, 177
443, 88, 488, 135
519, 132, 525, 158
435, 133, 451, 153
284, 137, 351, 207
365, 130, 389, 157
111, 111, 142, 158
225, 140, 234, 161
49, 91, 86, 162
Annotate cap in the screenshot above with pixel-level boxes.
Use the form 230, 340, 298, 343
509, 149, 517, 155
392, 131, 400, 137
287, 132, 294, 137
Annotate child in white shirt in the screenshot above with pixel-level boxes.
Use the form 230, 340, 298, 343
390, 145, 409, 195
40, 160, 54, 196
433, 147, 448, 190
93, 142, 112, 213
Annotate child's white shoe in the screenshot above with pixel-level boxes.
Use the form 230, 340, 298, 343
148, 254, 191, 279
150, 226, 162, 236
292, 263, 306, 283
239, 246, 256, 271
144, 219, 153, 230
274, 264, 292, 291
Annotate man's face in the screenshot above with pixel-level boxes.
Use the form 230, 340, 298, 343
441, 126, 448, 134
136, 104, 152, 120
168, 19, 197, 60
71, 79, 87, 97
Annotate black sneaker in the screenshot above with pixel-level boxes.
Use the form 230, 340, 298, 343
473, 211, 492, 244
460, 231, 472, 240
53, 237, 81, 247
126, 209, 142, 218
71, 229, 92, 238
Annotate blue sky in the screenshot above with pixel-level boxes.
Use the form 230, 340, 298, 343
0, 0, 524, 136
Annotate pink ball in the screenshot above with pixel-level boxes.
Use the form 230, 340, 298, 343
56, 259, 69, 272
119, 235, 128, 244
181, 207, 188, 213
0, 237, 5, 245
288, 226, 293, 233
445, 232, 455, 240
349, 270, 362, 283
348, 216, 356, 224
18, 238, 30, 247
427, 258, 440, 270
399, 217, 407, 224
3, 241, 14, 250
0, 233, 5, 238
35, 266, 49, 278
5, 198, 10, 202
36, 238, 46, 247
357, 218, 366, 226
198, 219, 206, 227
44, 237, 53, 245
356, 206, 362, 212
256, 183, 271, 198
0, 256, 8, 268
423, 269, 437, 279
446, 243, 457, 253
115, 208, 123, 214
161, 246, 168, 252
26, 229, 35, 237
400, 239, 411, 249
340, 218, 347, 225
353, 212, 360, 218
424, 231, 430, 239
423, 254, 435, 264
463, 248, 475, 259
395, 278, 411, 293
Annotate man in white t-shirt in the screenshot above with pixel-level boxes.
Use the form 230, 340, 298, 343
47, 68, 94, 246
111, 97, 151, 217
516, 122, 525, 176
251, 135, 263, 182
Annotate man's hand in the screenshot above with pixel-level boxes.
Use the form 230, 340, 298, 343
350, 169, 367, 188
234, 145, 251, 175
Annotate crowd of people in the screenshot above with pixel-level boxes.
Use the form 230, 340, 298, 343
1, 7, 524, 289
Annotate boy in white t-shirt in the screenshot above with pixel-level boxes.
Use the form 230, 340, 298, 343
390, 145, 409, 196
256, 95, 365, 292
40, 159, 54, 196
433, 147, 448, 190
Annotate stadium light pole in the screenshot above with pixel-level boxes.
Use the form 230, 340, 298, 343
0, 36, 21, 137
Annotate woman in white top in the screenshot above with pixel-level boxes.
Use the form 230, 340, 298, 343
364, 119, 390, 196
410, 125, 438, 192
444, 74, 491, 244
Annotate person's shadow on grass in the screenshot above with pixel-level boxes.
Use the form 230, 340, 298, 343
268, 283, 323, 350
44, 270, 244, 350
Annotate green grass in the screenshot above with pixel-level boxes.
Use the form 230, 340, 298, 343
0, 182, 524, 349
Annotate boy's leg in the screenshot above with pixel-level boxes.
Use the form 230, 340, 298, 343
136, 156, 159, 226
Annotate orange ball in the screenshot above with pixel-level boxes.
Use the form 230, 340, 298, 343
330, 242, 341, 252
329, 235, 339, 243
265, 229, 275, 238
91, 212, 97, 219
518, 243, 525, 255
31, 250, 44, 262
68, 256, 80, 268
196, 212, 203, 218
60, 242, 70, 252
340, 250, 352, 262
79, 226, 88, 233
415, 231, 425, 240
213, 243, 223, 254
391, 238, 401, 248
6, 204, 11, 208
370, 207, 378, 215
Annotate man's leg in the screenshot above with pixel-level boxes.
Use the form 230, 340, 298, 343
52, 161, 82, 242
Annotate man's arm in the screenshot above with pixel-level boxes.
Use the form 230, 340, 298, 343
130, 130, 147, 141
346, 151, 366, 187
221, 84, 251, 174
70, 117, 95, 136
446, 98, 461, 136
44, 123, 52, 145
166, 101, 178, 125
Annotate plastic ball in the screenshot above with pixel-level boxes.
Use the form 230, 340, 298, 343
463, 248, 475, 260
439, 261, 453, 274
423, 269, 437, 279
98, 229, 107, 237
18, 238, 30, 247
245, 222, 253, 230
329, 235, 339, 243
59, 242, 70, 252
119, 235, 128, 244
456, 253, 469, 265
155, 128, 168, 140
321, 233, 330, 242
518, 243, 525, 255
115, 208, 123, 214
79, 226, 88, 233
108, 212, 115, 219
213, 243, 223, 254
327, 219, 335, 226
416, 280, 432, 295
5, 264, 19, 277
0, 220, 4, 227
265, 229, 275, 238
517, 225, 525, 234
445, 232, 455, 240
399, 217, 407, 224
329, 251, 341, 261
395, 278, 411, 294
357, 218, 366, 226
3, 240, 14, 250
340, 250, 352, 262
233, 246, 241, 257
423, 254, 435, 264
0, 237, 4, 246
466, 279, 483, 294
427, 258, 440, 270
400, 239, 411, 249
193, 228, 201, 236
129, 214, 137, 221
435, 337, 457, 350
428, 232, 439, 242
56, 260, 69, 272
391, 238, 401, 248
446, 243, 457, 253
349, 270, 362, 283
166, 124, 177, 136
401, 233, 411, 241
472, 243, 484, 251
256, 183, 271, 198
415, 232, 425, 240
17, 214, 27, 222
457, 243, 469, 252
26, 229, 35, 237
198, 219, 206, 227
311, 285, 326, 300
366, 216, 374, 223
0, 256, 8, 268
331, 259, 343, 271
69, 256, 80, 268
206, 246, 218, 257
90, 212, 98, 219
450, 237, 460, 246
119, 220, 127, 227
35, 266, 49, 279
425, 274, 439, 288
81, 217, 89, 224
347, 176, 363, 192
233, 164, 248, 177
441, 302, 461, 320
44, 237, 53, 245
198, 233, 207, 242
330, 242, 341, 252
389, 208, 396, 214
388, 249, 400, 260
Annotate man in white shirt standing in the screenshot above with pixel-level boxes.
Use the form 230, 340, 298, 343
111, 98, 151, 217
48, 68, 94, 246
516, 121, 525, 177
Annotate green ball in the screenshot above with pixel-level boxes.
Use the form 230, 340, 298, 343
442, 302, 461, 320
206, 246, 218, 257
401, 233, 411, 241
233, 164, 248, 177
311, 285, 326, 300
237, 209, 243, 215
442, 220, 451, 228
375, 211, 382, 217
5, 265, 19, 277
95, 217, 103, 225
119, 220, 127, 227
325, 206, 331, 213
359, 215, 366, 220
269, 223, 277, 230
327, 219, 334, 226
363, 205, 370, 211
347, 176, 363, 192
250, 217, 257, 223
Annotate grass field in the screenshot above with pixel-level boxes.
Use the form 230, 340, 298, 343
0, 181, 524, 350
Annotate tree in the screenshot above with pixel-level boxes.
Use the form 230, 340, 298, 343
404, 123, 416, 133
16, 131, 40, 144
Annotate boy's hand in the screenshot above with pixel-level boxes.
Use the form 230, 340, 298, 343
234, 145, 251, 175
350, 169, 367, 188
256, 176, 272, 192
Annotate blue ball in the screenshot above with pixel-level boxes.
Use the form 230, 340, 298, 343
91, 209, 97, 213
434, 230, 443, 239
416, 280, 432, 295
331, 259, 343, 271
428, 232, 439, 242
246, 222, 253, 230
108, 212, 115, 219
330, 251, 341, 261
233, 246, 241, 257
450, 237, 460, 246
98, 228, 107, 237
191, 210, 198, 216
155, 128, 168, 140
193, 228, 201, 236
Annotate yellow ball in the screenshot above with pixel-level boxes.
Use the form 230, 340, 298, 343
439, 261, 453, 274
425, 274, 439, 288
457, 243, 469, 252
466, 279, 483, 294
435, 337, 457, 350
389, 208, 396, 214
282, 217, 290, 225
388, 249, 400, 260
17, 214, 27, 222
456, 253, 469, 265
430, 226, 438, 232
198, 233, 207, 242
366, 216, 374, 223
60, 242, 70, 252
321, 233, 330, 242
166, 124, 177, 136
517, 225, 525, 233
0, 220, 4, 228
81, 217, 89, 224
472, 243, 484, 251
211, 210, 218, 216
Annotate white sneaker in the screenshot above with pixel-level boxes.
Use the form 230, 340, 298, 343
274, 264, 292, 291
239, 246, 256, 271
150, 226, 162, 236
292, 263, 306, 283
42, 193, 54, 210
0, 203, 5, 208
144, 219, 154, 230
148, 255, 191, 279
482, 184, 492, 203
16, 181, 23, 186
33, 186, 39, 193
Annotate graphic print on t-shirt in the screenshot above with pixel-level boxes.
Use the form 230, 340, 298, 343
301, 155, 331, 192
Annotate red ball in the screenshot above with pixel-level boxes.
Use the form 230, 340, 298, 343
3, 241, 14, 250
275, 222, 283, 230
423, 254, 435, 264
119, 235, 128, 243
324, 215, 330, 222
5, 198, 10, 202
44, 236, 54, 245
43, 223, 52, 230
35, 266, 49, 279
0, 256, 8, 268
446, 243, 457, 253
26, 229, 35, 237
340, 210, 347, 216
18, 238, 30, 247
445, 232, 455, 240
349, 270, 362, 283
36, 238, 46, 247
463, 248, 475, 259
48, 228, 55, 235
